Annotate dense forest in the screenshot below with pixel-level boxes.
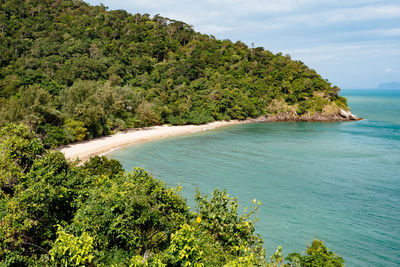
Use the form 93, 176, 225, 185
0, 124, 345, 266
0, 1, 347, 265
0, 0, 348, 147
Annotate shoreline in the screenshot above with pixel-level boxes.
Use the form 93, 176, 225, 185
59, 113, 360, 162
59, 120, 248, 162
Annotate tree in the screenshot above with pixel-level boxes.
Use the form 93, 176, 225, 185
0, 124, 44, 194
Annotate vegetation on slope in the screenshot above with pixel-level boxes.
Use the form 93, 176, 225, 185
0, 124, 345, 266
0, 1, 347, 265
0, 0, 348, 147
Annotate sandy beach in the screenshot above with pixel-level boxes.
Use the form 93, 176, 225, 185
59, 120, 247, 162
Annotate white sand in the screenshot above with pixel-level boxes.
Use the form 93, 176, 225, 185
59, 120, 247, 162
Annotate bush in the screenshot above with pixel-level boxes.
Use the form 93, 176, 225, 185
0, 124, 44, 192
185, 109, 214, 125
195, 189, 263, 253
37, 124, 68, 147
286, 239, 344, 267
82, 155, 123, 178
64, 119, 89, 142
49, 226, 95, 266
0, 124, 345, 266
68, 168, 190, 262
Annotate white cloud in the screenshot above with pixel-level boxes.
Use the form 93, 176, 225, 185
253, 5, 400, 30
86, 0, 400, 88
336, 27, 400, 40
385, 68, 400, 74
88, 1, 400, 37
197, 24, 238, 34
381, 28, 400, 37
326, 5, 400, 23
284, 42, 400, 61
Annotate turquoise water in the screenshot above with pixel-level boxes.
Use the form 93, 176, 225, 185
110, 89, 400, 266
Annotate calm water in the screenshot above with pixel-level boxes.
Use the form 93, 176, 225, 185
110, 89, 400, 266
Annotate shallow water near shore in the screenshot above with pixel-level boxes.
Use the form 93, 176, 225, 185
110, 89, 400, 266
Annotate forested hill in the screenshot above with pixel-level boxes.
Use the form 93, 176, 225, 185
0, 0, 348, 147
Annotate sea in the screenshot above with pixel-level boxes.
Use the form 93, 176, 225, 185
109, 89, 400, 266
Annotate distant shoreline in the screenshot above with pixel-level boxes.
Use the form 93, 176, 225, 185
59, 112, 357, 162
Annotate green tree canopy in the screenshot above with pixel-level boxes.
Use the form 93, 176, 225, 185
0, 0, 349, 147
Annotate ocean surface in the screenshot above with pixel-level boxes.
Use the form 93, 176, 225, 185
110, 89, 400, 266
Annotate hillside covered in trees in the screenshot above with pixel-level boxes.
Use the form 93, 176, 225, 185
0, 1, 349, 265
0, 124, 345, 266
0, 0, 348, 147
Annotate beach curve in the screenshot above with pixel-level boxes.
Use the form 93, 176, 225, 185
59, 120, 248, 162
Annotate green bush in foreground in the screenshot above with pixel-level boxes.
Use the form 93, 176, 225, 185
0, 124, 344, 266
286, 239, 345, 267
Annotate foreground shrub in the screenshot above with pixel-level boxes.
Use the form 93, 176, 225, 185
0, 124, 344, 266
286, 239, 344, 267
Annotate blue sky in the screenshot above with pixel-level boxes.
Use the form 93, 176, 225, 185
86, 0, 400, 89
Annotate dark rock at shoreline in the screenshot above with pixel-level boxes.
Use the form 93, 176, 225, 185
349, 113, 358, 120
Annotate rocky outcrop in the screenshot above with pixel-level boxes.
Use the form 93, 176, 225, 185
338, 109, 359, 120
339, 109, 350, 118
349, 114, 358, 120
250, 110, 361, 122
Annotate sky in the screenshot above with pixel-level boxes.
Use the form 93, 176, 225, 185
85, 0, 400, 89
